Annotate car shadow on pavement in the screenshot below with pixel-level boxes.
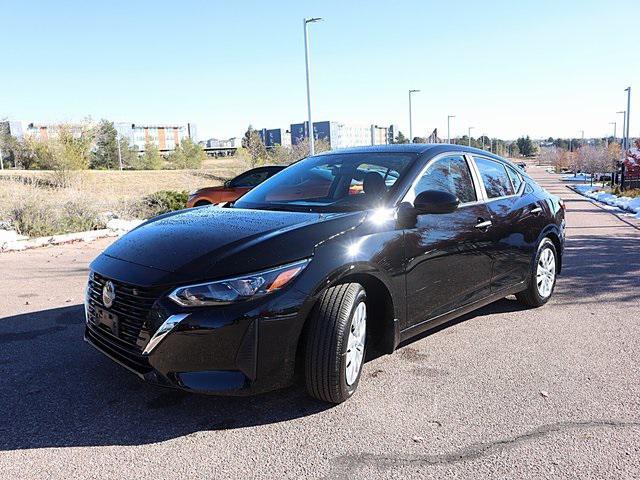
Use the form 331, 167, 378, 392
0, 305, 330, 451
396, 297, 529, 350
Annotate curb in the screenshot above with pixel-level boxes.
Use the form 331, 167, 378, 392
1, 229, 120, 252
567, 185, 640, 218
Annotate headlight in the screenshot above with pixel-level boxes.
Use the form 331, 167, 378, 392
168, 259, 310, 307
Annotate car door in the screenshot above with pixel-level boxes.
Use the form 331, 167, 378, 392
471, 156, 538, 292
403, 153, 494, 327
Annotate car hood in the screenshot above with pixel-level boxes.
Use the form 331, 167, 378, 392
101, 206, 366, 284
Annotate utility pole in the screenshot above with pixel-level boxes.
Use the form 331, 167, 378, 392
303, 17, 322, 156
481, 134, 485, 150
408, 90, 420, 143
468, 127, 474, 146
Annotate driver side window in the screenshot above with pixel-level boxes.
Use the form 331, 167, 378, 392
408, 155, 477, 204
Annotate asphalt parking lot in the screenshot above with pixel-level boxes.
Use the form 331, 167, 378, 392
1, 166, 639, 479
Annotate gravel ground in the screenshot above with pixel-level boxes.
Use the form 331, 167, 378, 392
1, 165, 639, 479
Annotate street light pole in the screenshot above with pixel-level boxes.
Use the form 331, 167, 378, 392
447, 115, 455, 144
408, 89, 420, 143
624, 87, 631, 151
617, 110, 626, 150
304, 17, 322, 157
468, 127, 474, 146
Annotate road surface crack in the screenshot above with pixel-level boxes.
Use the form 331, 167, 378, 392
325, 419, 640, 478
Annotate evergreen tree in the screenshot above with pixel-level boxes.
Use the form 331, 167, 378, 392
168, 138, 206, 169
516, 136, 536, 156
91, 120, 119, 169
131, 141, 163, 169
394, 131, 409, 144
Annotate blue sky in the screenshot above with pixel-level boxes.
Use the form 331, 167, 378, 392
1, 0, 638, 140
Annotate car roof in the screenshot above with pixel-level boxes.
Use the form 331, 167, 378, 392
319, 143, 508, 161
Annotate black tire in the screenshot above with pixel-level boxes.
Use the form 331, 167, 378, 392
194, 200, 212, 207
516, 237, 557, 308
305, 283, 367, 404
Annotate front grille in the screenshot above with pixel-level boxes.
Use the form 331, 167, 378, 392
86, 272, 162, 352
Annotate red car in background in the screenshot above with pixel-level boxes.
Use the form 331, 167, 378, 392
187, 166, 285, 207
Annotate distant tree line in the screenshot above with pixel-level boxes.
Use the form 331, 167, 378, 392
389, 129, 533, 158
239, 125, 331, 168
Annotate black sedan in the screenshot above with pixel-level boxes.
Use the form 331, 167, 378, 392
85, 144, 565, 403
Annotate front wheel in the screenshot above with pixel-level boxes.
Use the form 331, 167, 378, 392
516, 238, 557, 307
304, 283, 367, 404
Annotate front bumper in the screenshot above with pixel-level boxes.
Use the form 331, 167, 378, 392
85, 264, 313, 396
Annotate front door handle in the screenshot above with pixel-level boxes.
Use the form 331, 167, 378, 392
530, 206, 543, 215
475, 219, 492, 229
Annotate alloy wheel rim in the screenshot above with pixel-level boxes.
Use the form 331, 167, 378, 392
346, 301, 367, 386
536, 247, 556, 298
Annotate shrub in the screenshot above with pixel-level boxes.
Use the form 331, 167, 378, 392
167, 138, 206, 169
134, 190, 188, 218
10, 199, 105, 238
130, 142, 163, 170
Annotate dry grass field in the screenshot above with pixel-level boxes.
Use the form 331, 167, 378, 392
0, 156, 248, 237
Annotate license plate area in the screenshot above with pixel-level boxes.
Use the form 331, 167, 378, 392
94, 306, 120, 337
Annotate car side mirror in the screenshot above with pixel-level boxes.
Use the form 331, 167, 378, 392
413, 190, 460, 214
223, 180, 231, 188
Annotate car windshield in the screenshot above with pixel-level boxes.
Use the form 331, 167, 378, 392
234, 152, 416, 212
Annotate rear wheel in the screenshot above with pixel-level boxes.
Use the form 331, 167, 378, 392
516, 238, 557, 307
305, 283, 367, 404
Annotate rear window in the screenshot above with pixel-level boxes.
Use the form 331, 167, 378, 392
474, 157, 514, 199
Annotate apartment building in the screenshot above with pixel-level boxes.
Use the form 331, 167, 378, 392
115, 123, 196, 153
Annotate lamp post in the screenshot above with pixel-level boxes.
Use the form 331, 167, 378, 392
624, 87, 631, 151
447, 115, 455, 144
617, 110, 626, 149
303, 17, 322, 156
468, 127, 474, 146
408, 89, 420, 143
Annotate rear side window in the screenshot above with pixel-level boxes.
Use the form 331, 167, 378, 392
412, 155, 477, 203
506, 166, 523, 192
230, 170, 271, 187
474, 157, 514, 199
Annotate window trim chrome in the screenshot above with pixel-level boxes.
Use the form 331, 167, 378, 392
468, 154, 525, 203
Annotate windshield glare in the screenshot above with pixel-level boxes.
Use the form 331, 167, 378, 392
235, 153, 415, 212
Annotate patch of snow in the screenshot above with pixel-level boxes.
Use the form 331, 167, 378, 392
572, 184, 640, 215
0, 230, 21, 244
561, 173, 592, 182
106, 218, 145, 233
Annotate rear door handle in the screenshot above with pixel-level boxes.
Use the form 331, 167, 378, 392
530, 206, 543, 215
475, 219, 492, 229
